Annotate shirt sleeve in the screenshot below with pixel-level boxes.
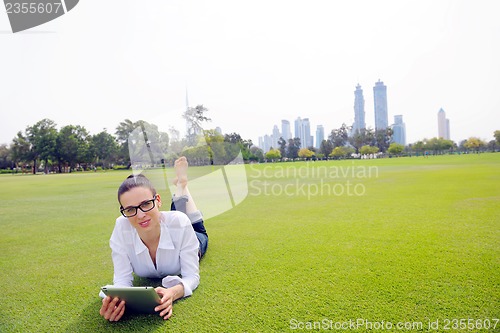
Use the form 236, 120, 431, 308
99, 218, 134, 298
162, 215, 200, 297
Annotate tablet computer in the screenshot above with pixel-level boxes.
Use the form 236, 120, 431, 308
101, 286, 161, 314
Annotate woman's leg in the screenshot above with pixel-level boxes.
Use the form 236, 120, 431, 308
170, 157, 208, 259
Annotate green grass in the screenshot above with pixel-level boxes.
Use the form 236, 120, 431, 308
0, 154, 499, 332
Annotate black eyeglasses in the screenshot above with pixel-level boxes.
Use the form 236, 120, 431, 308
120, 196, 157, 217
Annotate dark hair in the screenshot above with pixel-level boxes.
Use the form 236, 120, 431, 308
117, 174, 157, 207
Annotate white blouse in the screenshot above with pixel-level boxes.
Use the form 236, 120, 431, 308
104, 211, 200, 298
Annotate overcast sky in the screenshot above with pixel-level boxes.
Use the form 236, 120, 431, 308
1, 0, 499, 147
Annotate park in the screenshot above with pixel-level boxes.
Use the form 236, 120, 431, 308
0, 153, 498, 332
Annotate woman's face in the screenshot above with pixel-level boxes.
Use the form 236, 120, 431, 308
119, 186, 162, 232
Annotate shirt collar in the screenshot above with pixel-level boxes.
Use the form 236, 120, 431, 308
133, 213, 175, 254
158, 217, 175, 250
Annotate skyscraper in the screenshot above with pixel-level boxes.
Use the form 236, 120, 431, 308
281, 120, 292, 141
294, 117, 312, 148
353, 84, 366, 133
373, 80, 388, 131
304, 118, 313, 148
316, 125, 324, 149
392, 115, 406, 145
272, 125, 281, 148
437, 108, 450, 140
259, 134, 272, 152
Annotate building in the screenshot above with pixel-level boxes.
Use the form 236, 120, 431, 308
373, 80, 389, 131
294, 117, 312, 148
259, 134, 272, 152
304, 118, 313, 148
258, 125, 281, 152
258, 136, 265, 151
281, 120, 292, 141
437, 108, 450, 140
352, 84, 366, 133
316, 125, 324, 149
272, 125, 281, 148
392, 115, 406, 145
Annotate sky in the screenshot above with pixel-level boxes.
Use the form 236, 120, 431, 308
1, 0, 499, 147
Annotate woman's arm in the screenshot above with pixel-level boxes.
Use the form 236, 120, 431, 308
99, 219, 134, 322
154, 284, 185, 320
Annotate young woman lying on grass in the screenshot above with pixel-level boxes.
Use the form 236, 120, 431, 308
99, 156, 208, 321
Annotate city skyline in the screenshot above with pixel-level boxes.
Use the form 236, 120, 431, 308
258, 80, 402, 151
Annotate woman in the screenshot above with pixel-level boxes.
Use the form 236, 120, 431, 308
99, 156, 208, 321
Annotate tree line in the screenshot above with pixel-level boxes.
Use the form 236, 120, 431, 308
1, 108, 499, 172
264, 125, 500, 161
0, 105, 263, 173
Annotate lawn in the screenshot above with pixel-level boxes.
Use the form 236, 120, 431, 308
0, 154, 499, 332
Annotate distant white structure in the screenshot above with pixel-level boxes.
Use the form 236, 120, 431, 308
392, 115, 406, 145
295, 117, 313, 148
373, 80, 389, 131
437, 108, 450, 140
316, 125, 324, 149
281, 120, 292, 141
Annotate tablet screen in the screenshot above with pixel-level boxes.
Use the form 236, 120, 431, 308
101, 286, 161, 314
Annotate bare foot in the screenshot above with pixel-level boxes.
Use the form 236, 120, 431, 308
174, 157, 188, 187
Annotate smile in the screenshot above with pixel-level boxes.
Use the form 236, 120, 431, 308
138, 219, 150, 228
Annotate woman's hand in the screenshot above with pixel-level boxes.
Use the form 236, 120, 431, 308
99, 296, 126, 322
154, 284, 184, 320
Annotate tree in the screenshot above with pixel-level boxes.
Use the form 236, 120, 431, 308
0, 144, 12, 169
10, 131, 33, 171
319, 139, 333, 157
55, 125, 91, 172
487, 140, 497, 152
204, 129, 226, 164
115, 119, 137, 166
115, 120, 169, 168
90, 131, 119, 168
183, 105, 211, 146
360, 145, 379, 155
278, 137, 287, 159
464, 137, 486, 152
182, 145, 211, 166
250, 146, 264, 162
168, 126, 186, 155
298, 148, 314, 159
387, 143, 404, 156
458, 139, 467, 153
26, 119, 58, 173
349, 128, 374, 153
265, 148, 281, 161
128, 121, 170, 167
412, 140, 426, 155
494, 130, 500, 145
223, 132, 254, 162
329, 123, 350, 148
223, 132, 242, 144
329, 146, 347, 159
286, 138, 301, 159
410, 137, 455, 155
374, 128, 393, 153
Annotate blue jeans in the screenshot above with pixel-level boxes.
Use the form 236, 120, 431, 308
171, 196, 208, 259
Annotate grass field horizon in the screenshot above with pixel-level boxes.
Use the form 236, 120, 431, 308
0, 154, 498, 332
